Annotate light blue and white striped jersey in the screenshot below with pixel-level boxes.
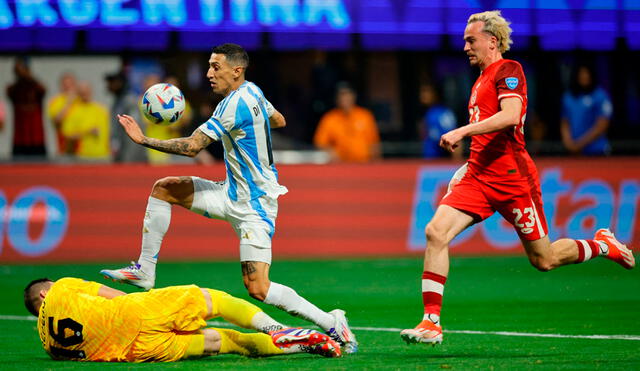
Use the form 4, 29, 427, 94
198, 81, 288, 202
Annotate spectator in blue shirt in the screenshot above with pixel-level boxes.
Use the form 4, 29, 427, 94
561, 64, 612, 155
418, 83, 459, 158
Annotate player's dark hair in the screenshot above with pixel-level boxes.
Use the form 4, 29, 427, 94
24, 278, 52, 316
212, 43, 249, 69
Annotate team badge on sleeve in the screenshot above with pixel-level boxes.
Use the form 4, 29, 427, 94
505, 77, 519, 90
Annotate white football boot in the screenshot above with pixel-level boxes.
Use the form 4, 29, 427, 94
326, 309, 358, 354
100, 262, 155, 290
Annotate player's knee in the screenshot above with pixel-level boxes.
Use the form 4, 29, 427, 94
202, 329, 222, 355
151, 177, 175, 200
150, 177, 193, 204
425, 222, 447, 247
529, 256, 555, 272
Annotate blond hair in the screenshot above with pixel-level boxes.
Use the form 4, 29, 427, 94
467, 10, 513, 53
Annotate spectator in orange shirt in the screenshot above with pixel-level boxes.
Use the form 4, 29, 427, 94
313, 83, 381, 162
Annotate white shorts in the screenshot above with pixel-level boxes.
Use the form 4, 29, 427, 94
189, 177, 278, 264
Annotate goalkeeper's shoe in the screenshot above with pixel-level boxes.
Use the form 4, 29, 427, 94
595, 228, 635, 269
271, 328, 342, 358
326, 309, 358, 354
400, 320, 443, 345
100, 262, 155, 290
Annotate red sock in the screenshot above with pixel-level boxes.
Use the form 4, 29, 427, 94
574, 239, 603, 263
422, 271, 447, 321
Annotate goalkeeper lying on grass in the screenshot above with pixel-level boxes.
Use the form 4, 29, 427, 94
24, 277, 341, 362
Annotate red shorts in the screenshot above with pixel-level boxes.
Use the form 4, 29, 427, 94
440, 173, 548, 241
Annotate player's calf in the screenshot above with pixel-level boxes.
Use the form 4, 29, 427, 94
241, 261, 270, 301
523, 237, 576, 271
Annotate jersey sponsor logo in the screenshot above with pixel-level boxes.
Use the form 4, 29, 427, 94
427, 313, 440, 326
505, 77, 519, 90
520, 227, 534, 234
598, 241, 609, 255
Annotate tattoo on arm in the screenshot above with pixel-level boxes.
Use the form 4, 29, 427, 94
241, 262, 257, 276
141, 130, 213, 157
141, 137, 192, 156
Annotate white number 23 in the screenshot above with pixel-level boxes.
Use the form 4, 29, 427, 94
512, 207, 535, 229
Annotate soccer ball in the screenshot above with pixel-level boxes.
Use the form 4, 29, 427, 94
140, 83, 185, 125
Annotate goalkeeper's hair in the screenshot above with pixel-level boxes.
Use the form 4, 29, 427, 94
212, 43, 249, 69
24, 278, 52, 316
467, 10, 513, 53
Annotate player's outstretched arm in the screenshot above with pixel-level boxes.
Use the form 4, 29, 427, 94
140, 130, 213, 157
440, 97, 522, 152
117, 114, 213, 157
97, 284, 126, 299
463, 97, 522, 137
269, 110, 286, 129
117, 114, 146, 144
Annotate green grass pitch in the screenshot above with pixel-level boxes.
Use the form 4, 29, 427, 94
1, 256, 638, 370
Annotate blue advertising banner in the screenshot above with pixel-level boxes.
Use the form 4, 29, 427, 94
1, 0, 639, 51
408, 164, 640, 252
1, 159, 638, 262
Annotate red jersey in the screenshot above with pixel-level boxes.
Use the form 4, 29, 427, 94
466, 59, 535, 180
7, 78, 46, 148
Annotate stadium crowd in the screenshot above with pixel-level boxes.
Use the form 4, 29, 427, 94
1, 48, 635, 163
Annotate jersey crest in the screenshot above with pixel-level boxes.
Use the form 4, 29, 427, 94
505, 77, 519, 90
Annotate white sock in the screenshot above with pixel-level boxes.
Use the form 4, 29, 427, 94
264, 282, 334, 331
250, 311, 286, 334
138, 197, 171, 274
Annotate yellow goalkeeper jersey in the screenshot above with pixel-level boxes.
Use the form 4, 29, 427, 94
37, 278, 140, 362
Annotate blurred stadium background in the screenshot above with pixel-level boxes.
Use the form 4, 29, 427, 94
1, 1, 639, 368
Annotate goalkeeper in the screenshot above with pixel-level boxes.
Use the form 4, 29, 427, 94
24, 277, 340, 362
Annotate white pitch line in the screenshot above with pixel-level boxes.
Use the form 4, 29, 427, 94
443, 330, 640, 341
0, 315, 37, 321
4, 316, 639, 341
350, 326, 640, 341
